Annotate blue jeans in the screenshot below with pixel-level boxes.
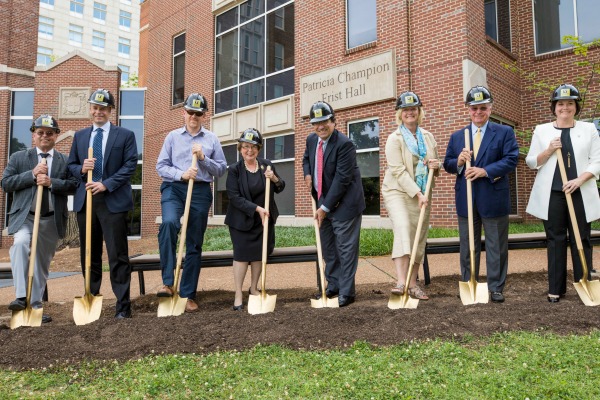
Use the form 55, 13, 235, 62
158, 181, 212, 299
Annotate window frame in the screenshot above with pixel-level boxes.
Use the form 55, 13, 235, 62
118, 37, 131, 57
345, 0, 377, 50
93, 2, 107, 23
92, 30, 106, 51
347, 117, 380, 216
119, 10, 132, 30
68, 24, 83, 46
172, 31, 186, 106
70, 0, 84, 16
38, 16, 54, 39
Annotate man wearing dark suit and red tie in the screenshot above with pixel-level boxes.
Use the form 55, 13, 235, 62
67, 89, 138, 318
302, 101, 365, 307
443, 86, 519, 303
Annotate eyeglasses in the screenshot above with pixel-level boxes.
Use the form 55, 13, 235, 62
35, 131, 57, 137
241, 144, 257, 150
186, 110, 205, 117
469, 106, 490, 112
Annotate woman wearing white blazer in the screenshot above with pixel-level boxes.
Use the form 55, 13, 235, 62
382, 91, 439, 300
526, 84, 600, 303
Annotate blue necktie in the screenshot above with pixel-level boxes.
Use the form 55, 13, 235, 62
92, 128, 103, 181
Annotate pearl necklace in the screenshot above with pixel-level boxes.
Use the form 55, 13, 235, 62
244, 160, 258, 173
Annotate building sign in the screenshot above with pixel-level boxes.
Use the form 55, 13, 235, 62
300, 51, 396, 116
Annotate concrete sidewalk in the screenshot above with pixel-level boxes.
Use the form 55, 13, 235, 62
0, 247, 575, 305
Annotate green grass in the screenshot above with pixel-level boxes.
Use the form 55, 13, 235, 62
3, 331, 600, 399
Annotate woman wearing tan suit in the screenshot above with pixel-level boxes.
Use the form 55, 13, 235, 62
526, 84, 600, 303
382, 91, 439, 299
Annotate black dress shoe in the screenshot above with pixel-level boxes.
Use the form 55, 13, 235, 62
547, 296, 560, 303
41, 314, 52, 323
115, 310, 132, 319
338, 295, 355, 307
232, 304, 244, 311
490, 292, 505, 303
8, 298, 27, 311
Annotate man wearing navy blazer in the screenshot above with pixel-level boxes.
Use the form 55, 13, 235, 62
67, 89, 138, 318
302, 101, 365, 307
443, 86, 519, 303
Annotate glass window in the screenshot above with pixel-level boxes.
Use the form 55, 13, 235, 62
215, 1, 295, 114
214, 145, 239, 215
172, 32, 186, 105
347, 0, 377, 49
348, 119, 380, 215
94, 2, 107, 21
69, 24, 83, 45
70, 0, 84, 14
37, 46, 53, 66
38, 16, 53, 39
119, 90, 145, 116
534, 0, 599, 54
119, 64, 130, 83
485, 0, 511, 51
118, 37, 131, 56
119, 10, 132, 29
92, 30, 106, 50
490, 117, 518, 214
264, 135, 294, 215
40, 0, 55, 6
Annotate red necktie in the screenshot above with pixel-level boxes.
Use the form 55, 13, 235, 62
317, 140, 323, 199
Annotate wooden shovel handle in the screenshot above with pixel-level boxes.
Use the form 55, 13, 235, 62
85, 147, 93, 295
260, 166, 272, 295
26, 157, 47, 304
311, 197, 327, 299
464, 129, 475, 253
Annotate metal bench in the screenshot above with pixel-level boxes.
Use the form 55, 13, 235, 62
129, 246, 319, 295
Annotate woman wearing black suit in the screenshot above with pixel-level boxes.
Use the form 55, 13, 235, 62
224, 129, 285, 310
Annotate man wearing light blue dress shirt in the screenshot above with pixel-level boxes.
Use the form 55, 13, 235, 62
155, 93, 227, 312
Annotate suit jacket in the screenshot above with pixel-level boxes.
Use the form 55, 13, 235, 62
1, 148, 77, 238
67, 123, 138, 213
443, 122, 519, 218
224, 158, 285, 231
302, 129, 366, 221
382, 126, 439, 197
526, 121, 600, 222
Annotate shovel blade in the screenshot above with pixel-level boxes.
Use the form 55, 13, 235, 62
573, 279, 600, 306
248, 293, 277, 315
10, 307, 43, 329
310, 296, 339, 309
388, 293, 419, 309
157, 295, 188, 317
459, 281, 489, 305
73, 294, 103, 325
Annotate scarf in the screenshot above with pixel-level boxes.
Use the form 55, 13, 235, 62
400, 124, 428, 193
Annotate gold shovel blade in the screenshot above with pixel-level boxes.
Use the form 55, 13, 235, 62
459, 281, 489, 305
573, 279, 600, 307
73, 294, 103, 325
10, 307, 43, 329
248, 293, 277, 315
388, 292, 419, 309
157, 295, 188, 317
310, 296, 339, 309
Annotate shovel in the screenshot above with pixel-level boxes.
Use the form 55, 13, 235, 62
157, 154, 198, 317
310, 196, 339, 308
388, 168, 435, 310
248, 166, 277, 314
459, 129, 489, 305
10, 159, 47, 329
555, 148, 600, 306
73, 148, 103, 325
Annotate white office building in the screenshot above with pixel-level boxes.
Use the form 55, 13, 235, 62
37, 0, 140, 84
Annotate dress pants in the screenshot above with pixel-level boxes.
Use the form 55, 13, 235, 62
77, 193, 131, 313
158, 181, 211, 300
543, 190, 592, 296
9, 214, 58, 307
458, 209, 509, 293
319, 213, 362, 297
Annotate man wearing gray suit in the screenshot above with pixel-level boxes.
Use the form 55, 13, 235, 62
1, 115, 77, 322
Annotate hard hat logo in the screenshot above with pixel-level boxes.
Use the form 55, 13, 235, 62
405, 95, 414, 104
473, 92, 483, 101
560, 88, 571, 97
95, 93, 105, 102
192, 99, 201, 108
314, 109, 323, 118
42, 117, 53, 127
245, 132, 254, 141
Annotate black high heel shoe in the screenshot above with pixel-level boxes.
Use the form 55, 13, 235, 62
233, 304, 244, 311
547, 295, 560, 303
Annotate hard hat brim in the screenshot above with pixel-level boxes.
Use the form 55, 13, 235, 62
466, 98, 492, 106
88, 99, 112, 107
184, 105, 207, 112
310, 115, 333, 123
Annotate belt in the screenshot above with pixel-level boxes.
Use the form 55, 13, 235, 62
29, 211, 54, 218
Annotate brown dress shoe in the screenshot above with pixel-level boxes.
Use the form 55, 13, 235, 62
185, 299, 199, 313
157, 285, 174, 297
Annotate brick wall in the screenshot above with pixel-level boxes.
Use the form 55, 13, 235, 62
0, 0, 38, 86
138, 0, 151, 87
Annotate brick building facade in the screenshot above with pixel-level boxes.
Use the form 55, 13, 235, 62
135, 0, 600, 238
